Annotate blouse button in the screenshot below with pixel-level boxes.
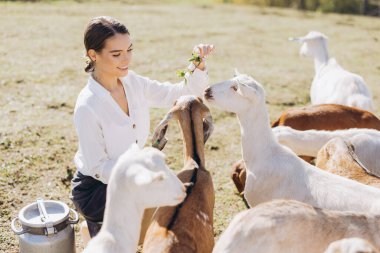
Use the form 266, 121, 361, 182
95, 174, 100, 179
133, 124, 136, 129
135, 140, 138, 144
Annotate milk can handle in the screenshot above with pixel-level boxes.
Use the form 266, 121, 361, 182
67, 208, 79, 225
11, 217, 26, 235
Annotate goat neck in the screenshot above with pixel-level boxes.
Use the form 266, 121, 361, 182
102, 185, 143, 253
191, 101, 206, 168
177, 102, 206, 168
236, 100, 276, 166
312, 40, 330, 75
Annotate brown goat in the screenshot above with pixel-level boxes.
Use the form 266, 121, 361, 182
231, 104, 380, 195
316, 137, 380, 188
271, 104, 380, 130
142, 96, 215, 253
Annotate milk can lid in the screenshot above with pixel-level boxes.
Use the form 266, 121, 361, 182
18, 199, 70, 228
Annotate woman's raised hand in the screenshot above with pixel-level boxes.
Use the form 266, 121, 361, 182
191, 44, 215, 71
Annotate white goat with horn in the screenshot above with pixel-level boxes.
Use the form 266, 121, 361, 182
204, 70, 380, 213
273, 126, 380, 178
290, 31, 373, 111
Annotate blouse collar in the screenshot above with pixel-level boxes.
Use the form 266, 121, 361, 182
87, 74, 133, 121
88, 74, 130, 97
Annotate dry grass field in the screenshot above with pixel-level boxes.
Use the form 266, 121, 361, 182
1, 1, 379, 252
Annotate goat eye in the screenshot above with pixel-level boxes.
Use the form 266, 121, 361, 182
231, 85, 238, 91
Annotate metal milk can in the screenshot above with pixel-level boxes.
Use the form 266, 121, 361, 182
11, 198, 79, 253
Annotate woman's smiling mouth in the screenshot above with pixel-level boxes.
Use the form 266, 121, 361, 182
118, 66, 128, 71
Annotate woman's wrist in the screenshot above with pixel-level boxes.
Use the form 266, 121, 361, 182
191, 44, 213, 71
195, 60, 205, 71
188, 52, 205, 71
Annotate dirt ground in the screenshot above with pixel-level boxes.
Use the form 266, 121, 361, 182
1, 1, 379, 252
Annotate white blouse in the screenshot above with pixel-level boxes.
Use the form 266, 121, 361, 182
73, 69, 208, 184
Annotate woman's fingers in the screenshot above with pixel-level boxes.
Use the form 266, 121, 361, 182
193, 44, 215, 59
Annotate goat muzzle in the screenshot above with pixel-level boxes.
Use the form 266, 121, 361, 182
204, 87, 213, 100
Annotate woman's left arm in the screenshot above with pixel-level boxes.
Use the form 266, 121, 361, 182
142, 44, 214, 108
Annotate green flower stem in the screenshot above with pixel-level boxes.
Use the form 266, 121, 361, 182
176, 52, 204, 85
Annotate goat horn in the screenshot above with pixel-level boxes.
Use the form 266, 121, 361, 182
152, 112, 173, 150
346, 140, 375, 177
288, 37, 303, 43
234, 68, 241, 77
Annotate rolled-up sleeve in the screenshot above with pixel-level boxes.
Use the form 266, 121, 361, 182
142, 68, 209, 108
74, 106, 117, 184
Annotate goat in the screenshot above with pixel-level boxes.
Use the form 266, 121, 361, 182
212, 200, 380, 253
316, 137, 380, 187
83, 145, 186, 253
324, 238, 380, 253
143, 95, 215, 253
272, 104, 380, 130
231, 103, 380, 195
204, 72, 380, 213
273, 126, 380, 177
290, 31, 373, 111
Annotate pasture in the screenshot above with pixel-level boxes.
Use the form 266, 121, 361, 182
0, 1, 379, 252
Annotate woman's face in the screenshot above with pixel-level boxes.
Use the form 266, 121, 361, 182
89, 33, 133, 77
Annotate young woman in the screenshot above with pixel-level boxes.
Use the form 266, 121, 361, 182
70, 16, 214, 237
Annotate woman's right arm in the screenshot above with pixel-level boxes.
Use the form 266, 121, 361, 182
74, 106, 117, 184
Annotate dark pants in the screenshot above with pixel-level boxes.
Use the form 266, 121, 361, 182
70, 171, 107, 237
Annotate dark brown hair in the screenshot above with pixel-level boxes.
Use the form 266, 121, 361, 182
84, 16, 130, 72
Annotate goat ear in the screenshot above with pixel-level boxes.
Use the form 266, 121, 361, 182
236, 82, 258, 100
234, 68, 241, 77
133, 168, 166, 186
152, 112, 173, 150
203, 113, 214, 143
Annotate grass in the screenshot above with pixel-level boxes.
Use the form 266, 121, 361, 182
1, 1, 380, 252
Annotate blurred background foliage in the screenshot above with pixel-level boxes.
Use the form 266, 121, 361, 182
1, 0, 379, 16
2, 0, 380, 15
222, 0, 380, 15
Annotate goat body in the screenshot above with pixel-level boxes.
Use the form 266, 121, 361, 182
274, 126, 380, 177
143, 161, 214, 253
231, 103, 380, 194
213, 200, 380, 253
271, 104, 380, 131
316, 137, 380, 187
311, 58, 373, 111
291, 31, 373, 111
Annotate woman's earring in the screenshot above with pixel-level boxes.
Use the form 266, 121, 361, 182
84, 56, 91, 65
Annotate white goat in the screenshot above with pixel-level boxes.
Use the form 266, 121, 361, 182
290, 31, 373, 111
204, 72, 380, 213
83, 145, 186, 253
273, 126, 380, 177
325, 238, 380, 253
212, 200, 380, 253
